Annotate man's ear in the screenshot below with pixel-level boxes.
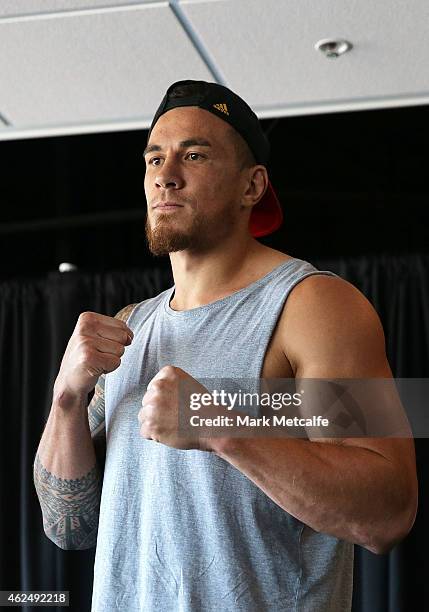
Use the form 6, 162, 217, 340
240, 165, 269, 210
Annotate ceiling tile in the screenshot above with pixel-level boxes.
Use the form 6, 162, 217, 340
0, 1, 162, 18
180, 0, 429, 113
0, 4, 213, 128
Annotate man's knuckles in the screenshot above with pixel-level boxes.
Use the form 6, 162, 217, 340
152, 365, 184, 381
160, 364, 179, 376
140, 417, 162, 435
138, 406, 158, 425
142, 387, 168, 409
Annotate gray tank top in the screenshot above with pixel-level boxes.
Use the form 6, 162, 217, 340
91, 257, 354, 612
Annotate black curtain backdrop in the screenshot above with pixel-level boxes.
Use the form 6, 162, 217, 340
0, 253, 427, 612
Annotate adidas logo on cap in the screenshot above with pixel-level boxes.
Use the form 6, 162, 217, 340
213, 103, 229, 115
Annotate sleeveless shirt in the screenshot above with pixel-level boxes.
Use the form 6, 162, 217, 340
91, 257, 354, 612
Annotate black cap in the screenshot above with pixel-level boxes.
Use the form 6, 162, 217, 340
147, 79, 283, 237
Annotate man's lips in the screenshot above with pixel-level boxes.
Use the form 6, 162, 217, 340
152, 201, 184, 209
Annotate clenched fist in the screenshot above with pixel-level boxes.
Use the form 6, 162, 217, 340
138, 365, 213, 451
54, 311, 134, 404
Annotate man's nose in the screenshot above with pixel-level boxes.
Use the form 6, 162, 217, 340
155, 175, 180, 189
155, 159, 184, 189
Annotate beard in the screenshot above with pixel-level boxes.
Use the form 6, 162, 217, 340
145, 203, 238, 256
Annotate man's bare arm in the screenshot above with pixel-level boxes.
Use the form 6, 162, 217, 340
210, 276, 418, 554
33, 375, 106, 550
33, 304, 136, 549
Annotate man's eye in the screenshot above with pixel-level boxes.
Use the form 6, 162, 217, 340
147, 153, 203, 165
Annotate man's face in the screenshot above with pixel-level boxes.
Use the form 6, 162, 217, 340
143, 106, 247, 255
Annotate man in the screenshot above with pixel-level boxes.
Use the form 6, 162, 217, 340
34, 80, 417, 612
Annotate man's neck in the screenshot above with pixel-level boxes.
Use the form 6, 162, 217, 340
168, 239, 292, 311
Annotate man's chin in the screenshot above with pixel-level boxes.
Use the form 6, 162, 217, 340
148, 244, 188, 256
146, 229, 194, 256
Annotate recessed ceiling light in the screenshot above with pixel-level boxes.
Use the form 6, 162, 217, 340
315, 39, 353, 59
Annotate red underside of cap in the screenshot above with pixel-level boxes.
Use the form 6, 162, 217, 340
249, 180, 283, 237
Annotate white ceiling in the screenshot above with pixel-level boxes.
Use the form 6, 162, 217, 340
0, 0, 428, 140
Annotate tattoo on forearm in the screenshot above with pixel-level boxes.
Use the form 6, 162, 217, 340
87, 373, 106, 436
33, 453, 102, 550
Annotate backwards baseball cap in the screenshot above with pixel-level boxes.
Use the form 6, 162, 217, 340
147, 79, 283, 237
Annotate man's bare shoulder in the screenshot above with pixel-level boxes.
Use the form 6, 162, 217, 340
286, 273, 372, 315
279, 274, 390, 378
284, 274, 376, 325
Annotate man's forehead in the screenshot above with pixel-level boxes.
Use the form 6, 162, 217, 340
146, 106, 230, 148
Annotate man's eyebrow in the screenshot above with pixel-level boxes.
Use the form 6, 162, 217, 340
143, 138, 212, 157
